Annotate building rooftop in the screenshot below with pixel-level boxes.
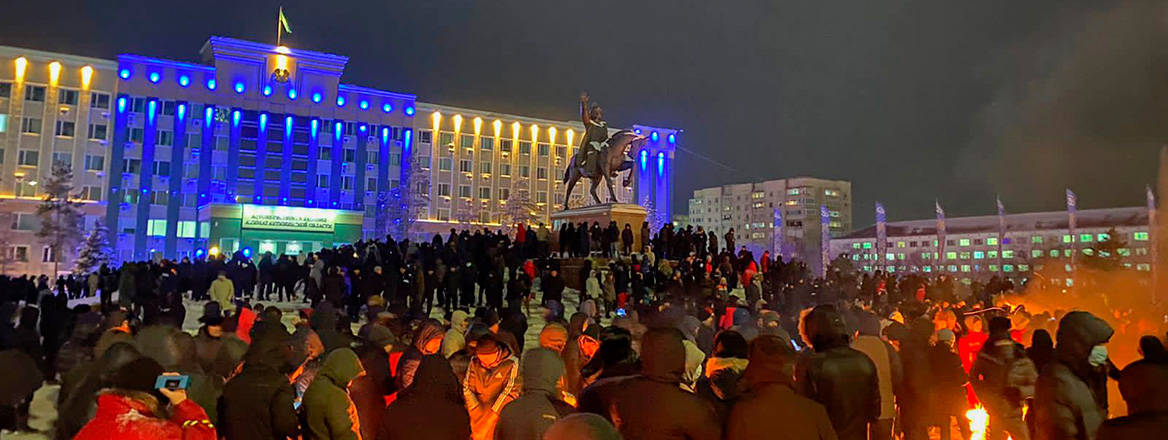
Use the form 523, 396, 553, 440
840, 206, 1148, 239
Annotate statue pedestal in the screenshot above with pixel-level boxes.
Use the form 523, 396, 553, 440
551, 203, 649, 250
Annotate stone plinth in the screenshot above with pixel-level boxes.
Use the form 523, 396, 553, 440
551, 203, 649, 252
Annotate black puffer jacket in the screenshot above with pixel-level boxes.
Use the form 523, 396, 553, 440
219, 324, 299, 440
578, 327, 721, 440
795, 305, 880, 440
1034, 311, 1113, 440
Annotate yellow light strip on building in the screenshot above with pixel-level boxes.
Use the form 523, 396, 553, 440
566, 129, 575, 148
473, 116, 482, 136
493, 119, 502, 138
548, 127, 557, 145
452, 114, 463, 133
530, 124, 539, 143
14, 57, 28, 82
80, 65, 94, 89
431, 111, 442, 130
48, 61, 61, 85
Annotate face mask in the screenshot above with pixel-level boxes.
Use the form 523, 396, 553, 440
1088, 344, 1108, 367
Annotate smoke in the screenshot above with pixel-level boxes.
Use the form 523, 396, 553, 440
955, 1, 1168, 211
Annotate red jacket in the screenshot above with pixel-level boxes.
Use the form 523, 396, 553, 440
75, 391, 216, 440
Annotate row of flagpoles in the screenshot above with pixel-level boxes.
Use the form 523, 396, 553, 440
796, 186, 1159, 278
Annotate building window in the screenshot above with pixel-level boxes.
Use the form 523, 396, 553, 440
90, 92, 110, 109
157, 130, 173, 146
1002, 250, 1014, 258
0, 82, 10, 98
153, 161, 170, 177
42, 246, 57, 263
419, 130, 432, 144
24, 85, 45, 102
151, 191, 168, 206
500, 163, 511, 176
1134, 231, 1149, 241
58, 89, 79, 106
460, 134, 474, 148
317, 175, 328, 187
342, 176, 353, 190
986, 237, 998, 246
519, 141, 531, 155
537, 143, 550, 156
479, 187, 491, 199
21, 117, 42, 134
1079, 234, 1093, 243
344, 149, 355, 163
82, 186, 101, 200
88, 123, 107, 140
13, 213, 39, 230
480, 137, 494, 150
500, 188, 510, 199
458, 185, 471, 198
52, 151, 71, 166
519, 165, 530, 178
129, 128, 145, 143
958, 238, 970, 246
537, 167, 547, 180
54, 120, 75, 137
438, 183, 451, 196
537, 191, 547, 203
480, 161, 492, 174
438, 158, 452, 171
18, 150, 39, 166
439, 132, 454, 146
946, 251, 957, 260
459, 160, 472, 173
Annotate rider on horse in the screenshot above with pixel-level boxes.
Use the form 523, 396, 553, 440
578, 92, 607, 171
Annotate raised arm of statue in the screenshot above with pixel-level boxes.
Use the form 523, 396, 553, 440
580, 92, 591, 125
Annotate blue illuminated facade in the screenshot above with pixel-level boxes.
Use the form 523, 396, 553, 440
109, 37, 415, 259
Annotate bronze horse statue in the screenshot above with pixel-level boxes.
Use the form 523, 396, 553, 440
563, 130, 648, 206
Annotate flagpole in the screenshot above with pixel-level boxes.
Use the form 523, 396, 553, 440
277, 7, 283, 47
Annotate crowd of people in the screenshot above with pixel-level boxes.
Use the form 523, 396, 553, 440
0, 221, 1166, 440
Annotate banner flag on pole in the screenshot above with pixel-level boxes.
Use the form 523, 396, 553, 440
935, 200, 946, 273
279, 7, 293, 33
875, 202, 887, 270
1067, 188, 1077, 273
1148, 185, 1157, 299
997, 196, 1006, 273
820, 205, 831, 277
773, 208, 784, 259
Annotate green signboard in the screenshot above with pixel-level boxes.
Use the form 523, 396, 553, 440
241, 205, 337, 233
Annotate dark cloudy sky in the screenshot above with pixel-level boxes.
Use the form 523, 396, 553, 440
4, 0, 1166, 225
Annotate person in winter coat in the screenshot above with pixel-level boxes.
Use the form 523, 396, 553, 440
578, 327, 721, 440
135, 325, 222, 425
465, 333, 521, 440
542, 269, 566, 307
898, 317, 936, 440
929, 329, 972, 440
443, 310, 470, 358
350, 328, 395, 440
726, 334, 837, 440
302, 348, 366, 440
219, 323, 299, 440
397, 319, 446, 390
1034, 311, 1113, 440
621, 224, 634, 256
209, 271, 235, 313
1098, 339, 1168, 440
972, 316, 1037, 440
378, 354, 471, 440
496, 348, 574, 440
850, 313, 901, 440
796, 305, 881, 440
54, 341, 141, 440
74, 357, 216, 440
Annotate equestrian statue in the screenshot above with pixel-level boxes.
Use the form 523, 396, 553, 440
562, 92, 648, 207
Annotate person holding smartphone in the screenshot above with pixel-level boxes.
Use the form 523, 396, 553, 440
74, 357, 216, 440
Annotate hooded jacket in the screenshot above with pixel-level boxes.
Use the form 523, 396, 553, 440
795, 305, 880, 440
303, 348, 366, 440
1034, 311, 1114, 440
74, 390, 216, 440
378, 354, 470, 440
54, 342, 140, 440
727, 335, 837, 440
219, 324, 299, 440
397, 319, 446, 390
578, 327, 721, 440
496, 348, 574, 440
442, 311, 470, 358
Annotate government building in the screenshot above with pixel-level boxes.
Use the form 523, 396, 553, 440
0, 37, 678, 276
829, 206, 1153, 286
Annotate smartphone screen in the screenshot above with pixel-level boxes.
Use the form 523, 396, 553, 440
153, 375, 191, 390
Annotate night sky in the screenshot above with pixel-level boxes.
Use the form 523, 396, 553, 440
4, 0, 1167, 226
